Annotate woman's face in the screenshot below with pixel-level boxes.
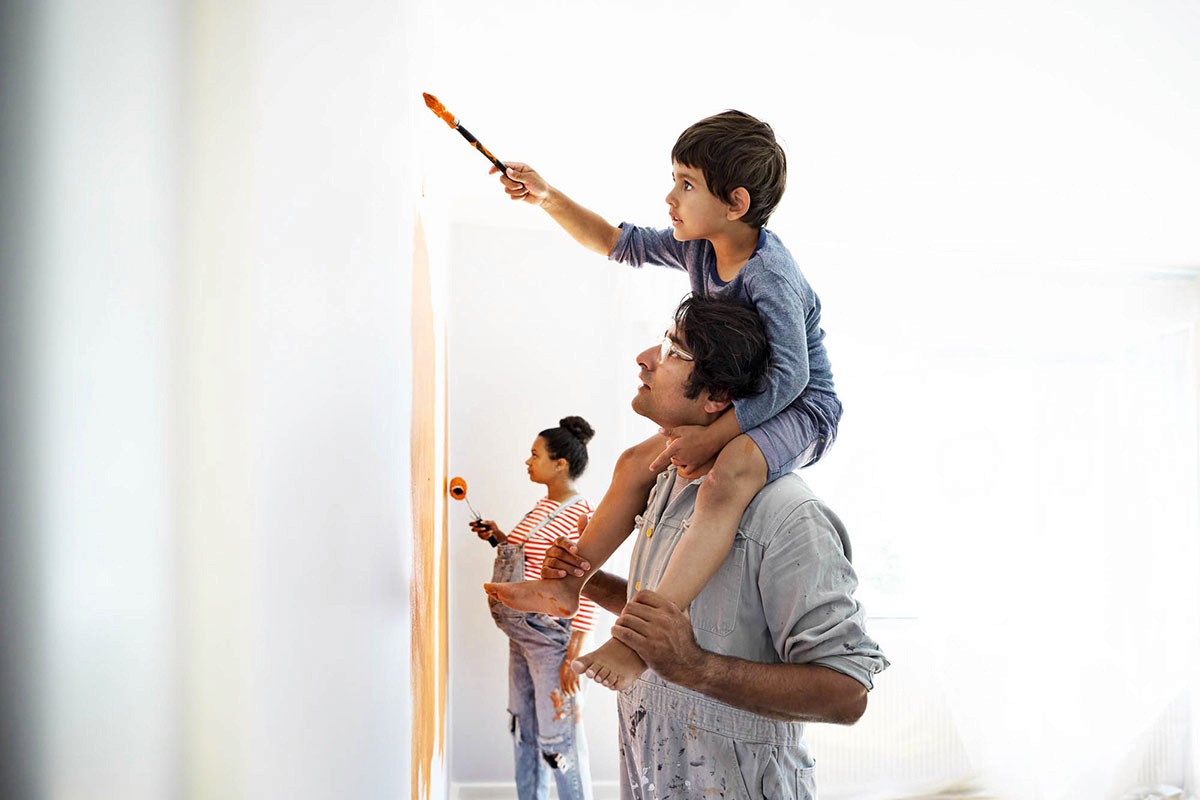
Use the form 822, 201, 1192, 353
525, 436, 564, 485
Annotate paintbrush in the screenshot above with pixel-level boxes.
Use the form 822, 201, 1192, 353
422, 92, 515, 179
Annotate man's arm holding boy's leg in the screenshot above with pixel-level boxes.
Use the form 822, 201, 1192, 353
573, 433, 767, 691
491, 162, 621, 255
541, 539, 627, 615
614, 590, 869, 725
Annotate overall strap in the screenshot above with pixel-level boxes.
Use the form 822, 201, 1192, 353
523, 494, 585, 539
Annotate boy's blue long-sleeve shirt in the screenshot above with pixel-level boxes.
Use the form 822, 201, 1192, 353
609, 224, 836, 433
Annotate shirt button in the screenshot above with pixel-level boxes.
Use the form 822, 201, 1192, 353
645, 525, 653, 539
635, 581, 642, 591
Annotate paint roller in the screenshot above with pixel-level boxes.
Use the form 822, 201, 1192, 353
449, 476, 498, 547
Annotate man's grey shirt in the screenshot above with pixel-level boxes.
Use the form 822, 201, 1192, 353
629, 468, 887, 690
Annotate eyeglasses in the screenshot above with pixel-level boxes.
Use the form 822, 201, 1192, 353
658, 334, 694, 363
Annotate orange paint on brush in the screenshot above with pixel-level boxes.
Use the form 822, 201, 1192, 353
422, 92, 456, 128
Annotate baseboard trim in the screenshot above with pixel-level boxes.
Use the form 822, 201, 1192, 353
450, 781, 623, 799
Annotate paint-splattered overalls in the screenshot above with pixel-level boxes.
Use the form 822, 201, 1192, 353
490, 498, 594, 800
617, 469, 889, 800
619, 676, 813, 799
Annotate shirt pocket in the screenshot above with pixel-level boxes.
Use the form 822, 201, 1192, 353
688, 534, 746, 636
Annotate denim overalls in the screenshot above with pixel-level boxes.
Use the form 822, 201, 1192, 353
490, 498, 593, 800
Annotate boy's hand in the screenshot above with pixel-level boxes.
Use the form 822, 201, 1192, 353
490, 161, 550, 206
650, 424, 725, 478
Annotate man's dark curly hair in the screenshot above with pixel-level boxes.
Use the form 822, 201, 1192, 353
674, 295, 770, 402
671, 110, 787, 229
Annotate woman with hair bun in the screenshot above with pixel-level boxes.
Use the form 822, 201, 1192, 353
470, 416, 598, 800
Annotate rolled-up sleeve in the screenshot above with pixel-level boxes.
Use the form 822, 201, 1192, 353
608, 223, 690, 272
759, 501, 889, 689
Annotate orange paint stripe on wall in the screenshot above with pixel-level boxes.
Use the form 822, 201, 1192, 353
410, 217, 447, 800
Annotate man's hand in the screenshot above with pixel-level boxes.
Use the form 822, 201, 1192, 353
469, 519, 506, 544
490, 161, 550, 206
540, 537, 589, 579
540, 527, 591, 579
610, 590, 705, 684
649, 424, 721, 478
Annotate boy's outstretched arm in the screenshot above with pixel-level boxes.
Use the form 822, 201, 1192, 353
491, 162, 621, 256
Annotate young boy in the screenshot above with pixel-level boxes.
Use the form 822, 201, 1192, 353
485, 110, 842, 691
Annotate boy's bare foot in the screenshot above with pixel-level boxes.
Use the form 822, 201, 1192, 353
570, 637, 647, 692
483, 579, 580, 618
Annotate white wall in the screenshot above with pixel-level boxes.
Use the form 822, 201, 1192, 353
2, 0, 434, 797
182, 1, 428, 796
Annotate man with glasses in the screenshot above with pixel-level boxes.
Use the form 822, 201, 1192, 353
542, 295, 888, 799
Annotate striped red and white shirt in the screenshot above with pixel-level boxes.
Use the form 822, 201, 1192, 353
507, 496, 598, 633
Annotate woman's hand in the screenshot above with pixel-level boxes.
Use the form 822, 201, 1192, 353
560, 630, 587, 696
469, 519, 506, 544
559, 658, 581, 696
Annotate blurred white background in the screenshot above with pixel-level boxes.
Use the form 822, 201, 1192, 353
2, 1, 1198, 799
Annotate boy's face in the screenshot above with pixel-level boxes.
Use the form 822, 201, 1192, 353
665, 161, 736, 242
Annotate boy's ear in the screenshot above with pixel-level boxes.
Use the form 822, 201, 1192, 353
726, 187, 751, 222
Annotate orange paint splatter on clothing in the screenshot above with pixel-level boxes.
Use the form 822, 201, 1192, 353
550, 690, 567, 721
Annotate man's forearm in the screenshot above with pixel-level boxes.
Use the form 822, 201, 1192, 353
681, 653, 867, 724
581, 570, 627, 616
541, 188, 621, 256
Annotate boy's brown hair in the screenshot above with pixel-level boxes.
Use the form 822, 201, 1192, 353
671, 110, 787, 229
